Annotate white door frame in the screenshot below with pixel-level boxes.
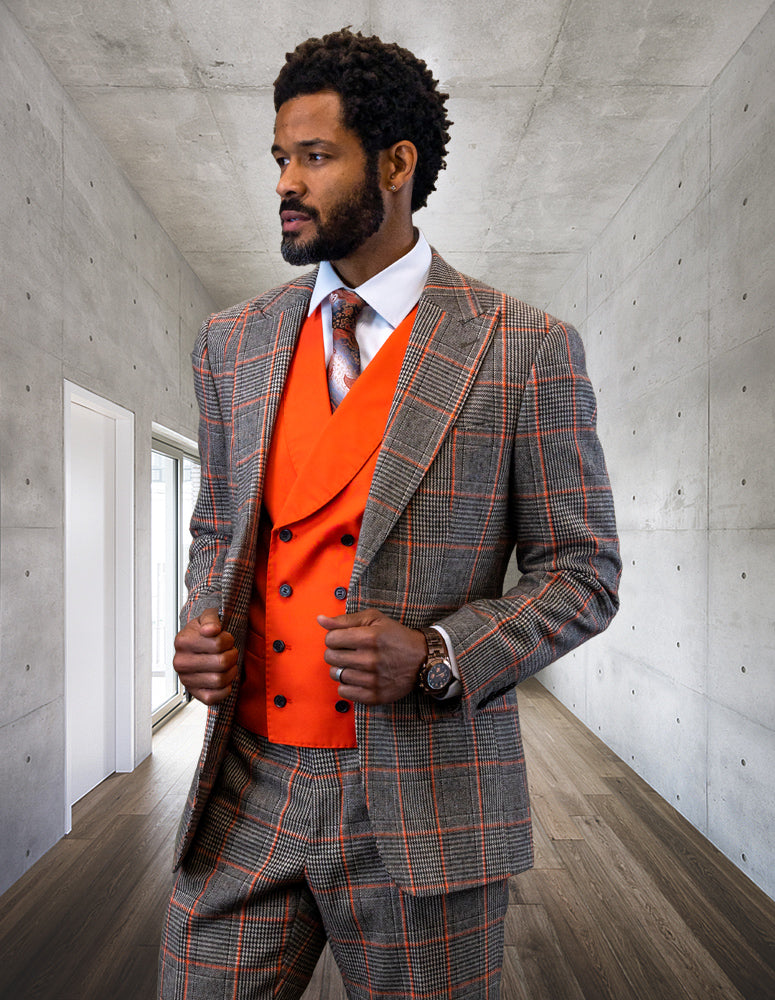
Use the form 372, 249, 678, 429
64, 381, 135, 832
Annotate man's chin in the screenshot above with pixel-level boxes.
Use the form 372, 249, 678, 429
280, 236, 322, 267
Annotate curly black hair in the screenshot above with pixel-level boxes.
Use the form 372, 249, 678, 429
274, 29, 452, 213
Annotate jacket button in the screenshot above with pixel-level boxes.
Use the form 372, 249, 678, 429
335, 700, 351, 713
340, 534, 355, 547
279, 583, 293, 598
274, 694, 287, 708
278, 528, 293, 542
334, 586, 347, 601
272, 639, 285, 653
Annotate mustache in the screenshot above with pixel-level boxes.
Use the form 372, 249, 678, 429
279, 198, 319, 221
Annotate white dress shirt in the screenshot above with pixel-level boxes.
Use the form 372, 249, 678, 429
308, 230, 432, 367
309, 231, 462, 698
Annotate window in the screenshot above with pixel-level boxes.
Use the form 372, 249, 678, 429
151, 438, 200, 727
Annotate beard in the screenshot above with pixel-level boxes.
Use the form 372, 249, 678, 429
280, 156, 385, 266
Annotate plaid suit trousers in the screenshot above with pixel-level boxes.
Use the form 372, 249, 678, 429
158, 725, 509, 999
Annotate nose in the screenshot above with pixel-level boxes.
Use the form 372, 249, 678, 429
276, 160, 305, 200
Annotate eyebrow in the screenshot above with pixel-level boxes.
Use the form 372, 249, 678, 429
271, 138, 336, 154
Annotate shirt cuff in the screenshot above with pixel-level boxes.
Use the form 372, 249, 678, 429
429, 625, 462, 700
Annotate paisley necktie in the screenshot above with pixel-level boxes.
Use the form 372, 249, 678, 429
327, 288, 366, 411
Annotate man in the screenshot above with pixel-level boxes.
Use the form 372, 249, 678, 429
159, 28, 620, 1000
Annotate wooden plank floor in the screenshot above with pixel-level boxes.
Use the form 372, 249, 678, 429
1, 678, 774, 999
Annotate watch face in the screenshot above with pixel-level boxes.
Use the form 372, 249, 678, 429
426, 660, 452, 691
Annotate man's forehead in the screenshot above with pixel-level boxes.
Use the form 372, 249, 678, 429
273, 90, 346, 138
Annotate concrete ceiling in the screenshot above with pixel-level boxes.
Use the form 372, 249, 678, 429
7, 0, 772, 310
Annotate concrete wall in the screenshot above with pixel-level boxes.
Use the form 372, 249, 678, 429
542, 4, 775, 901
0, 1, 214, 896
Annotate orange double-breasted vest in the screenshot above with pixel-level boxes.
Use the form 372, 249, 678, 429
236, 305, 417, 747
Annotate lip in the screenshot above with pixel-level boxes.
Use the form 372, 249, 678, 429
280, 209, 312, 233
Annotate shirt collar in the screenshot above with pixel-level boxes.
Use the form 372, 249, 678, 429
308, 231, 432, 326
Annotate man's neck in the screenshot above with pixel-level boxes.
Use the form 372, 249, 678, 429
330, 220, 417, 288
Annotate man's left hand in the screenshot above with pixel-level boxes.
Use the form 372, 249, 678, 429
318, 609, 427, 705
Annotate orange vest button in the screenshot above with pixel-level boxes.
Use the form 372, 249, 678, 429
335, 700, 351, 713
341, 534, 355, 546
334, 587, 347, 601
278, 528, 293, 542
272, 640, 286, 653
279, 583, 293, 597
274, 695, 287, 708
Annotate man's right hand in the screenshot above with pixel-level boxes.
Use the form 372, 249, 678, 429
173, 607, 239, 705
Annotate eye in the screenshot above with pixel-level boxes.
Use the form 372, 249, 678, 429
274, 155, 289, 168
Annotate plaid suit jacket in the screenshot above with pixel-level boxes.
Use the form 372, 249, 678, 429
174, 252, 621, 896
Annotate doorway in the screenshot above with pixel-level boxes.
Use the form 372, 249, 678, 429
64, 382, 134, 832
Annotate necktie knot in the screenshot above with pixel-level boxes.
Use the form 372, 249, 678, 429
328, 288, 366, 410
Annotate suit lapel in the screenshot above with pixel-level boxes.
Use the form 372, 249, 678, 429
353, 254, 501, 583
232, 274, 316, 513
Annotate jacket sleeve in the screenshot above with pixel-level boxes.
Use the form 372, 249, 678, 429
179, 316, 232, 627
436, 320, 621, 712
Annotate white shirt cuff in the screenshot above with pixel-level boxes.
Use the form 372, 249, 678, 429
429, 625, 462, 700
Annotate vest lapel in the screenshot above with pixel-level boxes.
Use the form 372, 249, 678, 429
278, 309, 414, 526
280, 309, 330, 484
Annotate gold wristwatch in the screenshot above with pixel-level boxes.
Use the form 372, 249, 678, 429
417, 628, 453, 699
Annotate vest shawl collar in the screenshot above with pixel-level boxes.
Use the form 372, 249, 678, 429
275, 307, 408, 527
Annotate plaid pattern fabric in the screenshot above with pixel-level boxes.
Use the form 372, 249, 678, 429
173, 252, 621, 894
159, 726, 508, 999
